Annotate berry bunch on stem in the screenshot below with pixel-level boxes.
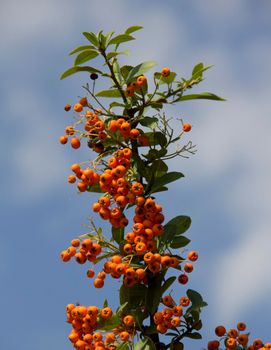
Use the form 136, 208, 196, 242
59, 26, 269, 350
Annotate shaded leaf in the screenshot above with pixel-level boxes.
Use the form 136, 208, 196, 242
87, 183, 103, 193
139, 117, 158, 129
74, 50, 99, 65
160, 216, 191, 247
126, 61, 157, 83
186, 289, 208, 313
135, 338, 156, 350
161, 276, 176, 294
112, 227, 124, 244
60, 66, 102, 80
121, 65, 134, 79
98, 313, 121, 331
184, 332, 202, 340
96, 89, 122, 98
150, 172, 184, 194
170, 235, 191, 249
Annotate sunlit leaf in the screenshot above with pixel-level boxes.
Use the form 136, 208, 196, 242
60, 66, 102, 80
96, 89, 122, 98
108, 34, 135, 46
125, 25, 143, 34
74, 50, 99, 65
82, 32, 99, 46
126, 61, 157, 83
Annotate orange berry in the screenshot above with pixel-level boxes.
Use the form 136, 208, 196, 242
123, 315, 134, 326
68, 175, 77, 183
207, 340, 220, 350
125, 87, 134, 97
59, 135, 68, 144
93, 278, 104, 288
228, 329, 238, 338
162, 295, 173, 307
71, 238, 80, 247
178, 274, 188, 284
179, 296, 190, 307
86, 269, 95, 278
161, 67, 170, 77
64, 104, 71, 111
187, 250, 198, 261
215, 325, 226, 336
182, 123, 192, 132
137, 75, 147, 86
238, 334, 249, 346
237, 322, 246, 331
171, 317, 181, 327
74, 103, 83, 112
120, 331, 130, 341
79, 97, 88, 106
184, 263, 193, 273
253, 339, 264, 349
100, 307, 112, 319
226, 338, 236, 349
71, 137, 81, 149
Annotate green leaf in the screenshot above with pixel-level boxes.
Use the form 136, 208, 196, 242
170, 235, 191, 249
154, 72, 177, 85
96, 89, 122, 98
119, 283, 148, 309
113, 59, 122, 84
170, 342, 184, 350
160, 216, 191, 247
161, 276, 176, 294
184, 332, 202, 339
121, 65, 134, 79
150, 159, 168, 178
186, 289, 208, 313
116, 302, 128, 315
103, 299, 108, 308
150, 172, 184, 194
82, 32, 99, 46
69, 45, 96, 55
104, 31, 115, 47
135, 338, 156, 350
60, 66, 102, 80
74, 50, 99, 65
177, 92, 226, 102
87, 182, 103, 193
139, 117, 158, 129
125, 25, 143, 34
108, 34, 135, 46
144, 131, 167, 147
109, 101, 125, 109
112, 227, 124, 244
98, 313, 121, 331
116, 342, 129, 350
126, 61, 157, 83
107, 50, 130, 60
192, 63, 212, 79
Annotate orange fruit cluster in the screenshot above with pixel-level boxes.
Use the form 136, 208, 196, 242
68, 163, 100, 192
208, 323, 270, 350
154, 296, 190, 334
125, 75, 147, 97
60, 238, 102, 265
59, 99, 146, 153
66, 303, 135, 350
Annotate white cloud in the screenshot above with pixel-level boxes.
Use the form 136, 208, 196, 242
211, 224, 271, 323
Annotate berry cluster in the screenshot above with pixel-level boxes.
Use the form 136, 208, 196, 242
208, 323, 271, 350
154, 295, 191, 334
66, 303, 135, 350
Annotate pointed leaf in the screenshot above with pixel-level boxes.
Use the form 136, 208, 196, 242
125, 25, 143, 34
60, 66, 102, 80
160, 215, 191, 247
139, 117, 158, 129
96, 89, 122, 98
74, 50, 99, 65
150, 172, 184, 194
108, 34, 135, 46
82, 32, 99, 46
177, 92, 226, 102
69, 45, 96, 55
192, 63, 212, 79
112, 227, 124, 244
126, 61, 157, 83
184, 332, 202, 339
154, 72, 177, 85
161, 276, 176, 294
170, 235, 191, 249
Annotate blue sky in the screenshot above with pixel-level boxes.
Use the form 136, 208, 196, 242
1, 1, 271, 349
